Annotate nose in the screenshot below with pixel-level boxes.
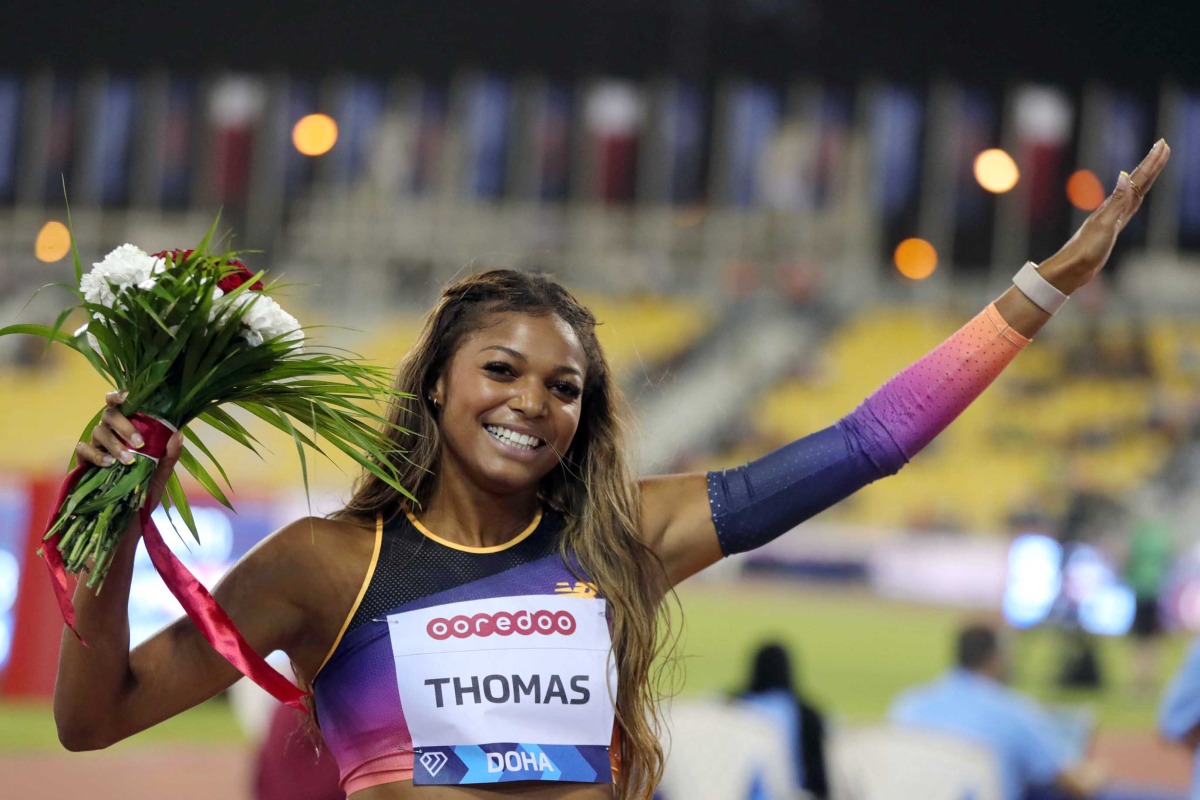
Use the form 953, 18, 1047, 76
508, 379, 548, 418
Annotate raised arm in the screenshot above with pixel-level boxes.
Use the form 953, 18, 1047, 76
54, 395, 351, 750
641, 141, 1170, 585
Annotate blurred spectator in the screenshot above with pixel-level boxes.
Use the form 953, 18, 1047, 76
889, 623, 1105, 800
254, 705, 344, 800
738, 642, 829, 799
1124, 515, 1175, 696
1052, 490, 1119, 690
1159, 639, 1200, 799
229, 661, 344, 800
657, 698, 801, 800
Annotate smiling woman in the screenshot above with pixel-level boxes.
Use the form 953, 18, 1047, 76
51, 139, 1171, 800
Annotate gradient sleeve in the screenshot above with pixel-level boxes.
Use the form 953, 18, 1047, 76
708, 303, 1029, 555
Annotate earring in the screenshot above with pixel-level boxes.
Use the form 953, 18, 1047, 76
428, 395, 440, 409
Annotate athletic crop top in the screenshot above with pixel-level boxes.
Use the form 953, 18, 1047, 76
311, 507, 619, 794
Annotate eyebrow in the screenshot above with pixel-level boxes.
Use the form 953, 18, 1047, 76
479, 345, 583, 379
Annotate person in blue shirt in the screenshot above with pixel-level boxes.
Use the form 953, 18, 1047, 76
738, 642, 830, 799
889, 624, 1105, 800
1159, 639, 1200, 799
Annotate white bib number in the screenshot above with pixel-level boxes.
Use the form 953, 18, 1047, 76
387, 594, 617, 784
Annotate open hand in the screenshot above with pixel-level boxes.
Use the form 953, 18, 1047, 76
1041, 139, 1171, 294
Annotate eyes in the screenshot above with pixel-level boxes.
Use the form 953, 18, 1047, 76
483, 361, 582, 400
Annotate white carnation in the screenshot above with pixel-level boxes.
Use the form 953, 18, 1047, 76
80, 244, 166, 307
214, 292, 303, 351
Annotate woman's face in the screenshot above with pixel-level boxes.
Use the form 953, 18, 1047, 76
433, 311, 587, 498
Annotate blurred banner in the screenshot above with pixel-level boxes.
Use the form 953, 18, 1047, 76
330, 78, 387, 187
586, 80, 642, 204
0, 76, 18, 205
462, 73, 512, 201
534, 81, 573, 202
720, 81, 781, 208
160, 77, 199, 209
42, 77, 78, 205
951, 88, 999, 269
84, 75, 137, 207
410, 80, 448, 197
1176, 92, 1200, 250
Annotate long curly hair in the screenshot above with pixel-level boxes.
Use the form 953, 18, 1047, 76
335, 269, 676, 798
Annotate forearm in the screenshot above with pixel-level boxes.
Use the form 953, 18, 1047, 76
709, 300, 1029, 555
53, 518, 141, 750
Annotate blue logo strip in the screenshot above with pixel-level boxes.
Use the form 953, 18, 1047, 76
523, 744, 562, 782
414, 747, 469, 784
413, 743, 609, 785
540, 744, 606, 783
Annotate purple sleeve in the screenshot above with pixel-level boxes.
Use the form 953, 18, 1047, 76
708, 304, 1029, 555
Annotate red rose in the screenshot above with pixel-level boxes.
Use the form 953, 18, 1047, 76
152, 248, 194, 263
215, 260, 265, 293
151, 249, 264, 293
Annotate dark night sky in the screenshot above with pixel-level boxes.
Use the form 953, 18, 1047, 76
2, 0, 1196, 89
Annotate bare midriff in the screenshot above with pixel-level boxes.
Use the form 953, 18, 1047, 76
351, 781, 615, 799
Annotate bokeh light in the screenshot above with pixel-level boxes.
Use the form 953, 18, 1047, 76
893, 238, 938, 280
973, 148, 1020, 193
1066, 169, 1105, 211
292, 113, 338, 156
35, 221, 71, 263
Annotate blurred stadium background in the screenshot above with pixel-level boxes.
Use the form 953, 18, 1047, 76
3, 1, 1200, 798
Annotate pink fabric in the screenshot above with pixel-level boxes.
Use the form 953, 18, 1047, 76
857, 303, 1030, 465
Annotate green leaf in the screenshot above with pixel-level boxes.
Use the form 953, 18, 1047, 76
0, 323, 79, 347
64, 182, 83, 286
164, 473, 200, 544
193, 211, 222, 257
181, 426, 232, 493
176, 445, 233, 510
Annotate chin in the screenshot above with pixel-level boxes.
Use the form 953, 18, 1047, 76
471, 458, 552, 497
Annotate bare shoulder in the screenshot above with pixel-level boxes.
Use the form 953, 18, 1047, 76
262, 514, 377, 560
222, 514, 380, 676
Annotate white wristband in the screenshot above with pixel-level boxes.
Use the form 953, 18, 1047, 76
1012, 261, 1069, 315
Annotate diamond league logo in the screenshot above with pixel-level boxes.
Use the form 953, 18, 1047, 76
420, 750, 449, 777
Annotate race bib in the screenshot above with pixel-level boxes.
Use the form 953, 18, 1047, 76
387, 594, 617, 785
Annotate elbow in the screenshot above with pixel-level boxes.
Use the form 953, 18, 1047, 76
56, 721, 114, 752
55, 710, 119, 752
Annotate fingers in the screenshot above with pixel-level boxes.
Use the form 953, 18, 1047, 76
100, 398, 145, 450
91, 421, 138, 465
85, 390, 144, 467
146, 432, 183, 508
75, 440, 116, 468
1128, 139, 1171, 214
1091, 139, 1169, 231
1092, 170, 1134, 231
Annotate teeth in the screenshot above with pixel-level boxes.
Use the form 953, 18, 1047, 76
485, 425, 541, 451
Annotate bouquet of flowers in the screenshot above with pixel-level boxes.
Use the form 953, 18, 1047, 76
1, 220, 410, 707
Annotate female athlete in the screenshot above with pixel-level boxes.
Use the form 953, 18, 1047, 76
55, 141, 1169, 799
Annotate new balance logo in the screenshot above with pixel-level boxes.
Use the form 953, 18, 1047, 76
554, 581, 597, 598
420, 751, 449, 777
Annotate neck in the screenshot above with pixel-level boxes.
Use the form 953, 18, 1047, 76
419, 470, 541, 549
963, 664, 1003, 683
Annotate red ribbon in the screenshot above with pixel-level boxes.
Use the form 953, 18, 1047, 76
43, 414, 309, 711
